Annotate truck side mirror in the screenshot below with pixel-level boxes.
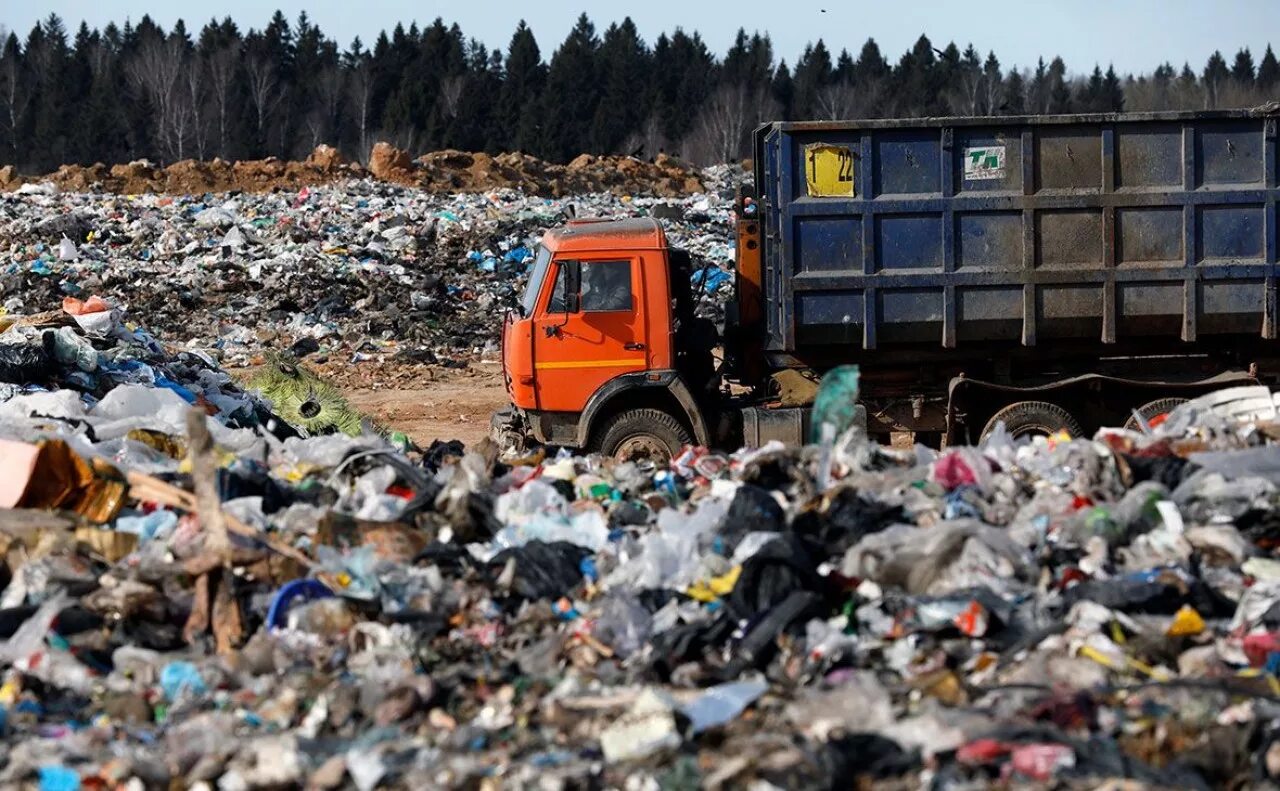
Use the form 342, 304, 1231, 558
564, 260, 582, 313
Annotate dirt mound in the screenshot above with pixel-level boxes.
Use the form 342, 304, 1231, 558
8, 145, 704, 197
410, 148, 702, 196
306, 144, 345, 171
369, 141, 413, 180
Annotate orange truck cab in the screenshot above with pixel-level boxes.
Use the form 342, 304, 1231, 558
493, 217, 717, 459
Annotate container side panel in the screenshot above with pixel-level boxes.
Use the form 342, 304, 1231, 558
1038, 284, 1102, 337
880, 288, 942, 343
1118, 282, 1184, 336
1117, 207, 1183, 264
1035, 127, 1103, 191
873, 130, 941, 196
797, 292, 864, 328
1115, 123, 1182, 189
1036, 209, 1104, 267
957, 287, 1022, 341
1202, 280, 1265, 333
875, 214, 943, 271
1197, 121, 1265, 187
957, 212, 1023, 270
795, 216, 862, 272
1118, 283, 1184, 316
1197, 204, 1265, 261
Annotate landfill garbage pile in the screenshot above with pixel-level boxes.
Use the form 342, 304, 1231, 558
5, 301, 1280, 788
1, 168, 741, 369
0, 144, 711, 199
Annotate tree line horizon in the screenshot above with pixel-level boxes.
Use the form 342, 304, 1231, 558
1, 11, 1277, 173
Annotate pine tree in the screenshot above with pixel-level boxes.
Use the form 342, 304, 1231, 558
855, 38, 888, 81
77, 22, 129, 165
1079, 65, 1105, 111
447, 41, 502, 152
538, 13, 600, 162
1047, 57, 1071, 113
771, 60, 794, 120
1003, 69, 1026, 114
1259, 45, 1280, 92
955, 44, 982, 113
833, 49, 854, 83
497, 21, 545, 154
792, 40, 833, 118
1203, 51, 1229, 108
29, 14, 73, 170
1231, 47, 1255, 84
892, 35, 940, 116
67, 22, 97, 164
591, 18, 650, 154
649, 30, 713, 148
1151, 62, 1174, 107
1028, 58, 1048, 113
1103, 65, 1123, 111
722, 29, 752, 85
422, 22, 469, 150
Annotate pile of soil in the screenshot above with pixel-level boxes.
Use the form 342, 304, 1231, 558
1, 144, 705, 198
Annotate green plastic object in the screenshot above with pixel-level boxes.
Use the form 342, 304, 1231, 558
250, 352, 368, 436
810, 365, 861, 444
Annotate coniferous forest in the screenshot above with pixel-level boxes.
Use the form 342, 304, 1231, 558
1, 11, 1277, 171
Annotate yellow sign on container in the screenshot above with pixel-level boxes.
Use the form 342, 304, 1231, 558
804, 143, 856, 197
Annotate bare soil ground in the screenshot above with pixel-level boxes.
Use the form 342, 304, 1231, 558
338, 364, 508, 447
231, 359, 509, 448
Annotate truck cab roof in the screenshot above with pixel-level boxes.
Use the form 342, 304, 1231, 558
543, 217, 667, 255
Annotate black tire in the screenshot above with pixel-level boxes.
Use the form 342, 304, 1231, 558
981, 400, 1084, 441
593, 408, 691, 462
1123, 397, 1188, 432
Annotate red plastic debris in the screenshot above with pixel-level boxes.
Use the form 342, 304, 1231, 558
1243, 632, 1280, 667
956, 738, 1011, 765
1010, 743, 1075, 780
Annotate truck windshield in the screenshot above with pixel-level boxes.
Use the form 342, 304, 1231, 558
520, 246, 552, 316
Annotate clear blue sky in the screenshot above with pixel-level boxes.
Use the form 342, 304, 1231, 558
5, 0, 1278, 76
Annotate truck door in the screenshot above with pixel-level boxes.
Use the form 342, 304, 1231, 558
532, 256, 649, 412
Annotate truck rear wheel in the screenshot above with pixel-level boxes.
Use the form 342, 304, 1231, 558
981, 401, 1083, 441
594, 408, 691, 463
1123, 397, 1188, 432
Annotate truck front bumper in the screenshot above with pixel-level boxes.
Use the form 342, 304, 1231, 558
490, 406, 529, 453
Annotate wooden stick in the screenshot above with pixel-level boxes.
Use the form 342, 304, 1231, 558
124, 471, 314, 570
186, 408, 233, 565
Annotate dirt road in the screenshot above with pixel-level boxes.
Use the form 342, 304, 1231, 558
339, 364, 508, 447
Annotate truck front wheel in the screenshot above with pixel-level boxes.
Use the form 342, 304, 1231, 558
593, 408, 691, 462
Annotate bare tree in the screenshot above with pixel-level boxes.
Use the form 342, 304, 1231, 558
127, 35, 192, 161
949, 57, 983, 114
622, 114, 665, 162
183, 62, 209, 159
0, 37, 31, 165
816, 78, 883, 120
981, 58, 1003, 113
243, 51, 285, 147
347, 57, 373, 162
439, 74, 465, 119
689, 81, 775, 165
205, 46, 238, 158
303, 63, 344, 149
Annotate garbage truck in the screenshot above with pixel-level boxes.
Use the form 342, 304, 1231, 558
493, 109, 1280, 458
